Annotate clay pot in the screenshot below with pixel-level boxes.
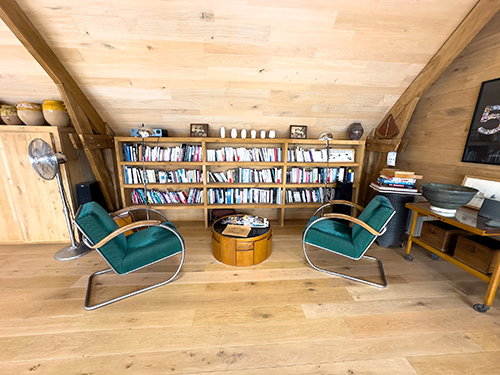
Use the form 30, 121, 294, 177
17, 101, 45, 125
42, 100, 71, 127
0, 105, 25, 125
348, 122, 364, 140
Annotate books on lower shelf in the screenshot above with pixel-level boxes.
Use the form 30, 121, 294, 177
208, 168, 282, 183
207, 188, 282, 204
131, 188, 203, 204
206, 147, 281, 162
124, 166, 203, 184
287, 167, 353, 183
286, 187, 335, 203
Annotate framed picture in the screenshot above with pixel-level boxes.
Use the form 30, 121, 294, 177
462, 175, 500, 210
462, 77, 500, 165
190, 123, 209, 137
290, 125, 307, 139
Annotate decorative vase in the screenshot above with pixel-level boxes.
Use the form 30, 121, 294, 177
231, 128, 237, 138
260, 130, 266, 139
269, 130, 276, 139
17, 101, 45, 125
348, 122, 364, 140
0, 105, 24, 125
251, 130, 257, 139
42, 100, 70, 127
241, 129, 247, 139
220, 126, 226, 138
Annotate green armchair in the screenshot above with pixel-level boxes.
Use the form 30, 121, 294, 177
302, 195, 395, 287
74, 202, 185, 310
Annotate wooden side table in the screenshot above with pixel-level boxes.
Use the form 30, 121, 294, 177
212, 216, 272, 266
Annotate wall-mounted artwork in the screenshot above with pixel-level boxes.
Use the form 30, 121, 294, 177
462, 77, 500, 165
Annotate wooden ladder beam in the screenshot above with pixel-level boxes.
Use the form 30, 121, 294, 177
0, 0, 118, 211
361, 0, 500, 205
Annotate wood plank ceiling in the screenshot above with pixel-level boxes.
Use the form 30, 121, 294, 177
0, 0, 479, 138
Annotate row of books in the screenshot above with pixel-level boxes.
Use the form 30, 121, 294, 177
206, 147, 282, 162
285, 188, 335, 203
208, 168, 282, 183
286, 167, 354, 184
131, 188, 203, 205
124, 167, 203, 184
122, 143, 203, 162
207, 188, 283, 205
287, 148, 355, 163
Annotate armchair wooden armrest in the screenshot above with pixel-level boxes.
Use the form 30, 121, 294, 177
323, 213, 383, 236
328, 200, 365, 212
110, 205, 169, 222
91, 220, 161, 249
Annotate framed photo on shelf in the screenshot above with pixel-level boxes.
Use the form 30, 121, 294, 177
462, 77, 500, 165
290, 125, 307, 139
462, 175, 500, 210
190, 123, 209, 137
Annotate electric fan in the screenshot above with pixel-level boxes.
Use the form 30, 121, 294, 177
28, 138, 92, 260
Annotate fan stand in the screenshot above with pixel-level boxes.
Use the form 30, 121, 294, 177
53, 169, 92, 261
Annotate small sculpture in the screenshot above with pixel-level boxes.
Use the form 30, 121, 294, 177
348, 122, 364, 140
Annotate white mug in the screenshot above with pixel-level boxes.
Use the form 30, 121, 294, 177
241, 129, 247, 138
251, 130, 257, 138
269, 130, 276, 139
231, 128, 237, 138
220, 127, 226, 138
260, 130, 266, 138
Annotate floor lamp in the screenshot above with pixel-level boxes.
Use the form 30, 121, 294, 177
318, 132, 333, 204
135, 123, 154, 219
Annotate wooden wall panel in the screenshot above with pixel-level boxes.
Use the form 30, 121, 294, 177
397, 11, 500, 185
0, 0, 477, 139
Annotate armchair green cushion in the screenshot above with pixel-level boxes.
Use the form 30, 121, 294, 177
303, 195, 395, 260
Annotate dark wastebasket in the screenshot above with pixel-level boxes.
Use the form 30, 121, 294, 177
375, 192, 415, 247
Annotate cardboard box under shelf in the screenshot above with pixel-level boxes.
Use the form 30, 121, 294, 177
419, 221, 468, 254
453, 235, 500, 274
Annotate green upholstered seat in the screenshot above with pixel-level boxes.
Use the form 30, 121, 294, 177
75, 201, 184, 274
303, 195, 395, 260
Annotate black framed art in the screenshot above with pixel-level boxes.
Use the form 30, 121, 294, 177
462, 77, 500, 165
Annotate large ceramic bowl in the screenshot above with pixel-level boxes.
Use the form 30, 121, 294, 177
421, 183, 479, 216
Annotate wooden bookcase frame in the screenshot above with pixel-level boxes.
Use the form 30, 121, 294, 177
115, 137, 365, 227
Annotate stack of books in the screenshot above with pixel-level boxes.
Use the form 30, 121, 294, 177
370, 168, 422, 195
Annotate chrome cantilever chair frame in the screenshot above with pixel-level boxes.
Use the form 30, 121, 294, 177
74, 205, 185, 310
302, 200, 395, 288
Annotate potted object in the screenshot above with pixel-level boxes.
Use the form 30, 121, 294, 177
348, 122, 364, 140
42, 100, 71, 127
0, 105, 24, 125
17, 101, 45, 125
421, 183, 479, 217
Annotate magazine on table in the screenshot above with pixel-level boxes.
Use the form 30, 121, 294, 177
222, 215, 269, 228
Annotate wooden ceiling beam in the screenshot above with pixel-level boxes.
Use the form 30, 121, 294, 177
0, 0, 107, 136
373, 0, 500, 141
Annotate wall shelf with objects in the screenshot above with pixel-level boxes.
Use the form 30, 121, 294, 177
114, 137, 365, 227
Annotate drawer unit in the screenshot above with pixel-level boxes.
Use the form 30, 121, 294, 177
419, 221, 468, 253
453, 235, 500, 274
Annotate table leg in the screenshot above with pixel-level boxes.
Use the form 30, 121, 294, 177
405, 211, 420, 262
475, 254, 500, 313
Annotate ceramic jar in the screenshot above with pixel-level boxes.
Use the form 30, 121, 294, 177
231, 128, 237, 138
241, 129, 247, 139
16, 102, 44, 125
42, 100, 70, 127
251, 130, 257, 139
260, 130, 266, 138
0, 105, 24, 125
348, 122, 364, 140
269, 130, 276, 139
220, 126, 226, 138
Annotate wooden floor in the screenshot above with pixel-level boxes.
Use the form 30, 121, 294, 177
1, 220, 500, 374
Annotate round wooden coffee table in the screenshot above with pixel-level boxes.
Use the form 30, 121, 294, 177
212, 215, 272, 266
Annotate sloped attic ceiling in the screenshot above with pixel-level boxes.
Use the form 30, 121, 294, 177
0, 0, 479, 138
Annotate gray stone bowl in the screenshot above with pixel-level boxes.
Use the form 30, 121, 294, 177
421, 183, 479, 210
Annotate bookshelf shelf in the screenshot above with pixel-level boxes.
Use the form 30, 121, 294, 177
115, 137, 365, 227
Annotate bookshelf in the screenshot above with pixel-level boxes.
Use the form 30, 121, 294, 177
115, 137, 365, 227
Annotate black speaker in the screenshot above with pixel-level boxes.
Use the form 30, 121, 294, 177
76, 181, 109, 211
